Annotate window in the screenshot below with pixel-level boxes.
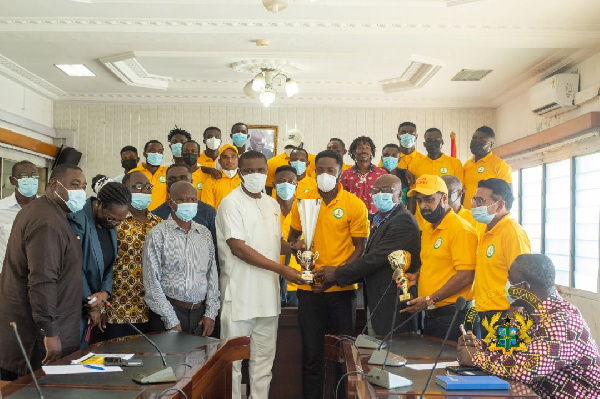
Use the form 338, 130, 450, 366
510, 170, 520, 222
520, 166, 543, 253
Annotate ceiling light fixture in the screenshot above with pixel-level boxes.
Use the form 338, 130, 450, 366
262, 0, 289, 13
55, 64, 95, 77
232, 60, 302, 106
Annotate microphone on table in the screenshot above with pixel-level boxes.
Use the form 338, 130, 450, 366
10, 322, 45, 399
354, 280, 394, 349
419, 296, 467, 399
103, 301, 177, 384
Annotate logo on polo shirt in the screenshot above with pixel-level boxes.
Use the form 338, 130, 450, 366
477, 166, 486, 174
486, 244, 495, 258
197, 182, 203, 190
433, 238, 442, 249
440, 167, 448, 174
333, 208, 345, 219
159, 175, 166, 183
303, 188, 310, 193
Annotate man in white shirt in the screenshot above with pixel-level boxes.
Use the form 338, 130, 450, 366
0, 161, 39, 268
216, 150, 305, 399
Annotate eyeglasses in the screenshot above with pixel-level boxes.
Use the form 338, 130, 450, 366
130, 183, 154, 191
372, 187, 397, 194
471, 197, 498, 207
14, 173, 39, 180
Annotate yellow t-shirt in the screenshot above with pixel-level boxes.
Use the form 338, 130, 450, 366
462, 152, 512, 209
280, 210, 302, 292
198, 151, 216, 169
408, 153, 464, 180
200, 172, 241, 210
290, 183, 369, 292
266, 152, 316, 188
377, 150, 425, 170
191, 168, 210, 200
457, 206, 479, 229
128, 164, 168, 211
418, 210, 477, 308
342, 163, 353, 171
473, 214, 531, 312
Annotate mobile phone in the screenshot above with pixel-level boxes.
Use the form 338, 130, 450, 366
104, 356, 123, 366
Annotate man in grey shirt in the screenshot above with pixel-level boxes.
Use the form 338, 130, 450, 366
143, 181, 219, 336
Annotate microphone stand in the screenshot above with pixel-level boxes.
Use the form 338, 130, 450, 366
10, 322, 44, 399
355, 280, 394, 349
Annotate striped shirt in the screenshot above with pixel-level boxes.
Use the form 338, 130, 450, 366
143, 217, 220, 329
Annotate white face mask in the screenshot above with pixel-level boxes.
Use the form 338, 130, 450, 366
242, 173, 267, 194
205, 137, 221, 151
316, 173, 338, 192
222, 169, 237, 178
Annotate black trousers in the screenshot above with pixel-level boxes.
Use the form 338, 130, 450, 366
422, 304, 471, 342
148, 301, 206, 334
297, 289, 356, 399
103, 322, 151, 341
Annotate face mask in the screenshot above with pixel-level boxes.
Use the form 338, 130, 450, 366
400, 133, 416, 148
173, 202, 197, 222
373, 193, 395, 213
232, 133, 248, 147
205, 137, 221, 151
382, 157, 399, 172
317, 173, 337, 193
284, 148, 293, 158
505, 281, 528, 305
471, 203, 496, 224
56, 181, 86, 213
424, 142, 442, 155
470, 140, 488, 156
223, 169, 238, 178
421, 201, 445, 224
242, 173, 267, 194
146, 152, 163, 166
182, 153, 198, 167
121, 159, 138, 172
171, 143, 183, 157
290, 161, 307, 176
276, 182, 296, 201
131, 193, 152, 210
17, 177, 38, 198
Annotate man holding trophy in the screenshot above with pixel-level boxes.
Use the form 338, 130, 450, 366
289, 150, 369, 399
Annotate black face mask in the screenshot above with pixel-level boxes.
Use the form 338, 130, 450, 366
121, 159, 137, 172
422, 201, 445, 224
424, 142, 442, 155
470, 140, 489, 156
183, 154, 198, 167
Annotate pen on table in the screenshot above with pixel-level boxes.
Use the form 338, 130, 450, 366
84, 365, 104, 370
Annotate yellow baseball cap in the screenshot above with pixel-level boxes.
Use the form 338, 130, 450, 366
219, 144, 239, 156
407, 174, 448, 197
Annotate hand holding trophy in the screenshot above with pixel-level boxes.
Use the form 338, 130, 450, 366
297, 199, 322, 284
389, 250, 413, 305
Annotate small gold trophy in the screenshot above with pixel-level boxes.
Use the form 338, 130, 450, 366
389, 250, 412, 304
297, 199, 322, 284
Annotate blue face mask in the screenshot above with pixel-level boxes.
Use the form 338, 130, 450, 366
373, 192, 395, 213
400, 133, 416, 148
232, 133, 248, 147
171, 143, 183, 157
17, 177, 38, 198
290, 161, 307, 176
146, 152, 163, 166
130, 193, 152, 210
506, 281, 527, 304
174, 202, 197, 222
56, 181, 86, 213
471, 203, 497, 224
276, 182, 296, 201
381, 157, 399, 172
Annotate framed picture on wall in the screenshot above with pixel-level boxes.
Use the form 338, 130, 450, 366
248, 125, 278, 160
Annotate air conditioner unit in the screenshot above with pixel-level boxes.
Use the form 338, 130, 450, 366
529, 74, 579, 115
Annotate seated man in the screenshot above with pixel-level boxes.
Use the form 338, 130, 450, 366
143, 181, 219, 335
458, 254, 600, 399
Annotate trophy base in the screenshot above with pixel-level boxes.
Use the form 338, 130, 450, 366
398, 294, 412, 307
301, 270, 313, 284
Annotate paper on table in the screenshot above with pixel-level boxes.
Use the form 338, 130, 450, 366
71, 353, 134, 364
405, 361, 459, 370
42, 365, 123, 375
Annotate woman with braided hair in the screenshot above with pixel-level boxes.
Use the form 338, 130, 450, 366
68, 174, 131, 347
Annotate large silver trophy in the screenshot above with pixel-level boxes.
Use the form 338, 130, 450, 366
389, 250, 413, 304
297, 199, 322, 283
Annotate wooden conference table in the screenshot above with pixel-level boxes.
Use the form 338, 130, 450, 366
0, 332, 250, 398
325, 334, 540, 398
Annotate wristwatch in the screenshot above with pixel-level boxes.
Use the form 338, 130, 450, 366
426, 296, 436, 310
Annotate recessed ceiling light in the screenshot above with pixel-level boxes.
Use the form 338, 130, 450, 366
451, 69, 492, 81
55, 64, 96, 77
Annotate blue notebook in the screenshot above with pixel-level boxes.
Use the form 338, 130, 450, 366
436, 375, 510, 390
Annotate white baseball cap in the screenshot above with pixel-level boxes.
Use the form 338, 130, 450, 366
283, 129, 303, 148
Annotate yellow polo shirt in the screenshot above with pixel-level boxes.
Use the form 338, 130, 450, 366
191, 168, 210, 200
198, 151, 216, 168
462, 152, 512, 209
200, 172, 241, 210
409, 153, 464, 180
266, 152, 316, 188
377, 150, 425, 170
473, 214, 531, 312
342, 163, 353, 171
280, 210, 302, 292
290, 183, 369, 292
128, 163, 168, 211
457, 206, 479, 228
418, 210, 477, 308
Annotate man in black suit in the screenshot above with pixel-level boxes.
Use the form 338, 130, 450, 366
315, 174, 421, 335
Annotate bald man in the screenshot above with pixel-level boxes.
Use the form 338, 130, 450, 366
441, 174, 478, 228
315, 174, 421, 335
143, 181, 220, 335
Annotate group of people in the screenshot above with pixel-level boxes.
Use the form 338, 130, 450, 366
0, 121, 597, 399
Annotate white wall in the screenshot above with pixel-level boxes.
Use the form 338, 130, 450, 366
0, 74, 53, 129
53, 103, 494, 182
